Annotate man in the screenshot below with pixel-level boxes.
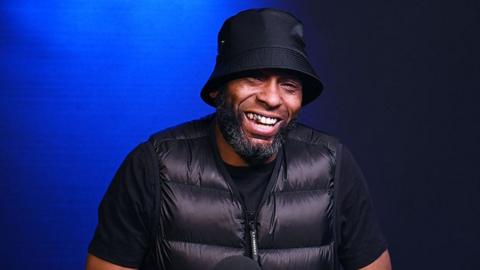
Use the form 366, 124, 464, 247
86, 8, 392, 270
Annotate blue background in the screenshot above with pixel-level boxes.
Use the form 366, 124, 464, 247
1, 0, 479, 269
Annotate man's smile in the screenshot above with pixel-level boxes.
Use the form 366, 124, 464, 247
242, 111, 284, 140
245, 112, 280, 125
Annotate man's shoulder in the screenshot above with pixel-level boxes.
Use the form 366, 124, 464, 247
149, 114, 214, 144
288, 123, 339, 151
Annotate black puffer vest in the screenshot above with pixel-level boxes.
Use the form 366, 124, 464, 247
149, 115, 338, 270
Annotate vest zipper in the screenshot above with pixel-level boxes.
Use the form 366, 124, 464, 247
246, 211, 259, 262
209, 121, 284, 264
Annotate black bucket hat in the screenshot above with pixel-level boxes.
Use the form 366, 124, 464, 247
201, 8, 323, 107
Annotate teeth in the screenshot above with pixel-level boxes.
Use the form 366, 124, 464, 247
246, 113, 278, 125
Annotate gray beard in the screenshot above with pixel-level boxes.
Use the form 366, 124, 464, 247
216, 91, 297, 166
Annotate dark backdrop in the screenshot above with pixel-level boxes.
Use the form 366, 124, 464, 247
1, 0, 479, 269
282, 1, 480, 269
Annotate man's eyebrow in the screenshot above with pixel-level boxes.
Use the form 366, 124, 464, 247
280, 75, 302, 84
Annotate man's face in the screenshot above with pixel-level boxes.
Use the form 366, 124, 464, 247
215, 69, 303, 165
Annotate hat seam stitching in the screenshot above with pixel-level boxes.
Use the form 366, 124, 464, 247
219, 46, 308, 62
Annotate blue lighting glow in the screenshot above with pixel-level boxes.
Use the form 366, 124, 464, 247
1, 1, 268, 268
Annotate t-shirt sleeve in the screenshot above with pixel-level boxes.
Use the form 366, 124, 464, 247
336, 145, 388, 270
88, 142, 158, 268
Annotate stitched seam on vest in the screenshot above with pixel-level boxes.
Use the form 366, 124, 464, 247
152, 134, 207, 144
151, 136, 208, 155
259, 244, 332, 251
287, 131, 337, 155
168, 239, 243, 250
288, 137, 332, 146
166, 180, 232, 194
274, 188, 330, 194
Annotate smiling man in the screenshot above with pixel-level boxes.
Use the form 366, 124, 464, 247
86, 8, 391, 270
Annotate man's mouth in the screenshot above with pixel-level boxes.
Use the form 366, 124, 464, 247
243, 112, 283, 139
245, 112, 280, 126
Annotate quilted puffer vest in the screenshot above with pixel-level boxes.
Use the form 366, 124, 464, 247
149, 115, 338, 270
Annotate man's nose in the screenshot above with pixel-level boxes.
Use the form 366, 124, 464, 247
256, 81, 282, 108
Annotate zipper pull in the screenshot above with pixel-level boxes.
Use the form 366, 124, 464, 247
249, 219, 259, 262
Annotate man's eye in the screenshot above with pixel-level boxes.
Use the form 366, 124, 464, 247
281, 81, 302, 92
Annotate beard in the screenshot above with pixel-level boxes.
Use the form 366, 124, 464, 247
215, 90, 297, 166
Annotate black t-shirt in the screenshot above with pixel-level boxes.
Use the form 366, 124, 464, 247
88, 141, 387, 270
224, 161, 275, 213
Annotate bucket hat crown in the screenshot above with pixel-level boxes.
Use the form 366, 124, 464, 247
201, 8, 323, 106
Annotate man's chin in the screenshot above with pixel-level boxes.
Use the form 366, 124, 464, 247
247, 137, 275, 148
